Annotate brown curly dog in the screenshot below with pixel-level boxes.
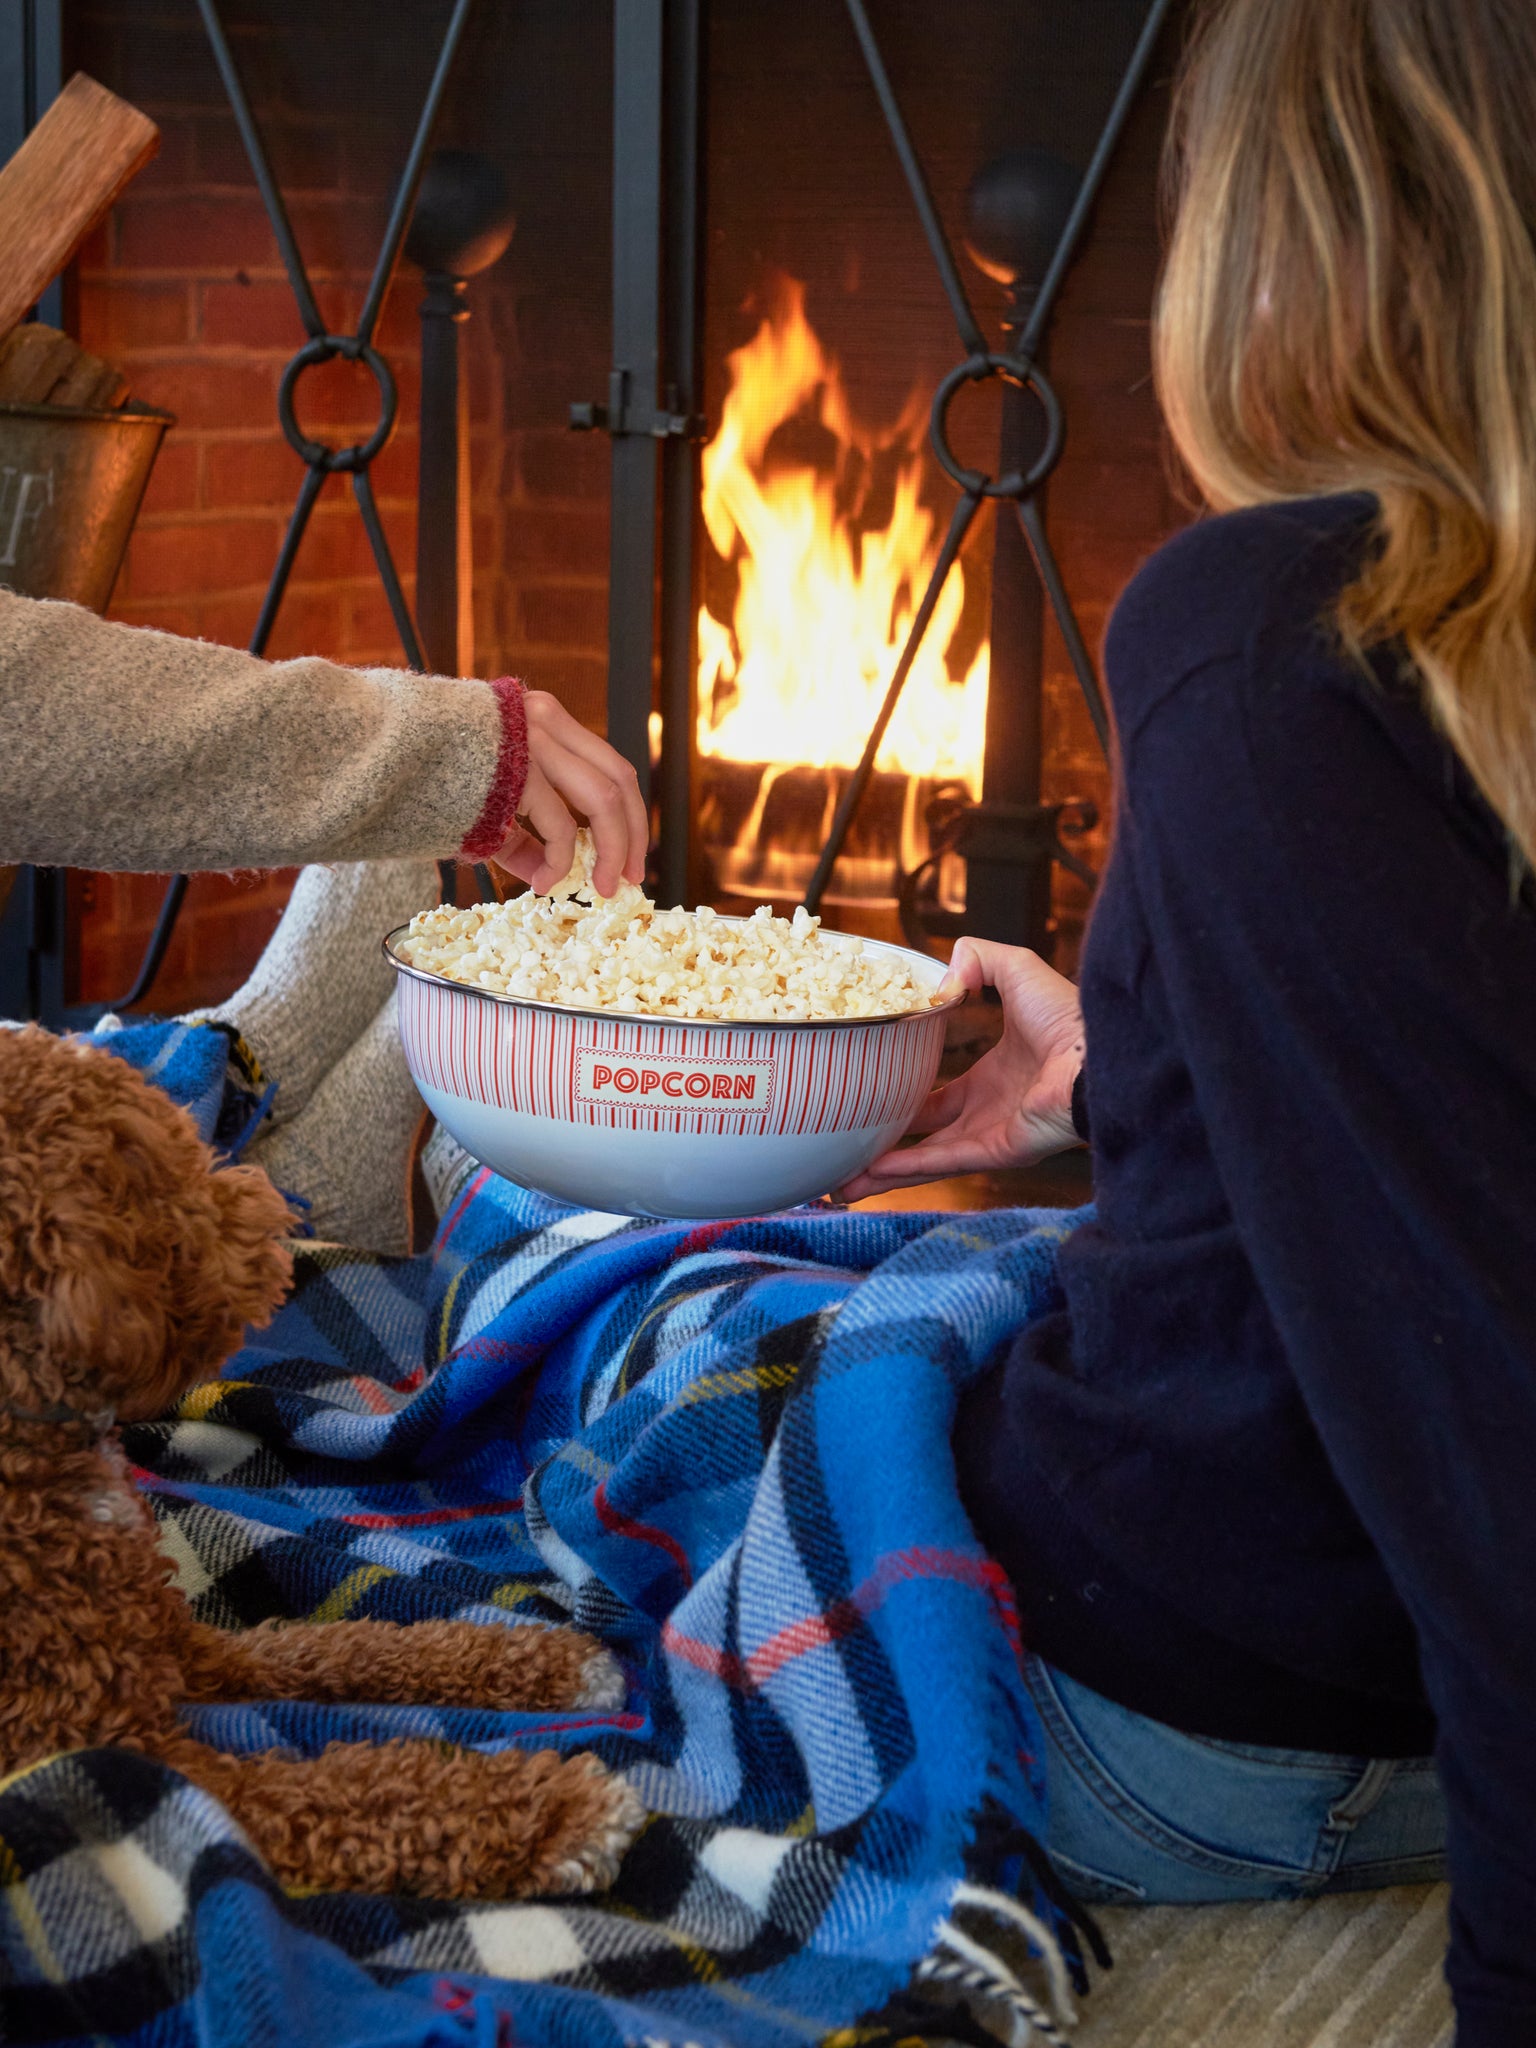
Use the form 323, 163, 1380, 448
0, 1025, 644, 1899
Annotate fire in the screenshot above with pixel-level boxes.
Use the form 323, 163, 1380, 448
696, 280, 987, 900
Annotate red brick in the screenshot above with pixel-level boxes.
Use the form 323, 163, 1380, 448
75, 878, 138, 952
295, 506, 393, 583
1051, 684, 1115, 762
76, 220, 110, 274
75, 934, 144, 1007
343, 582, 418, 662
128, 357, 280, 433
106, 595, 201, 641
75, 862, 298, 1009
518, 583, 604, 651
286, 197, 393, 281
515, 292, 606, 367
341, 130, 409, 199
345, 644, 418, 673
76, 280, 192, 355
506, 652, 606, 731
203, 435, 319, 511
364, 427, 420, 503
199, 279, 310, 352
1050, 460, 1176, 542
192, 591, 261, 652
1063, 411, 1163, 472
371, 282, 422, 355
1055, 234, 1162, 322
121, 516, 281, 601
251, 584, 347, 662
503, 503, 608, 576
134, 437, 200, 520
390, 353, 422, 420
282, 348, 393, 432
193, 116, 342, 193
105, 24, 228, 114
465, 342, 500, 426
115, 195, 284, 275
1046, 530, 1149, 613
519, 427, 608, 501
119, 120, 195, 197
1051, 314, 1152, 387
183, 898, 291, 984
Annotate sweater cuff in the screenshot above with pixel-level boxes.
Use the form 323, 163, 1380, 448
459, 677, 530, 860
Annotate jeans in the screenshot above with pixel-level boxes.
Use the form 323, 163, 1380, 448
1024, 1656, 1448, 1905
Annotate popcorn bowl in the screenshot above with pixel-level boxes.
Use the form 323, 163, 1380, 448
385, 924, 960, 1220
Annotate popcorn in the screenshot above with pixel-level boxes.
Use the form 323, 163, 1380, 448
396, 832, 941, 1023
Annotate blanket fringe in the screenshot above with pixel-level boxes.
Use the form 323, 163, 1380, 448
915, 1943, 1072, 2047
948, 1881, 1080, 2024
907, 1880, 1088, 2047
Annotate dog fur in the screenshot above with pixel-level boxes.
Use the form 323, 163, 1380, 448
0, 1026, 643, 1898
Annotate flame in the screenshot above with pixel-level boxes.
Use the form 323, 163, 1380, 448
696, 279, 987, 796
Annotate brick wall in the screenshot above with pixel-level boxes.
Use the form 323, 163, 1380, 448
66, 0, 531, 1011
59, 0, 1182, 1007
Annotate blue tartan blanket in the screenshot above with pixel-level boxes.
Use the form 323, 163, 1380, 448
0, 1022, 1095, 2048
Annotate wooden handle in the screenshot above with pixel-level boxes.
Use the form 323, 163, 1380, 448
0, 73, 158, 339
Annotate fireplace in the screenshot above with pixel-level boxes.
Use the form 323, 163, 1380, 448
18, 0, 1191, 1014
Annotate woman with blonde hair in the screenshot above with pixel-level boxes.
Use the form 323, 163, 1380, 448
850, 0, 1536, 2035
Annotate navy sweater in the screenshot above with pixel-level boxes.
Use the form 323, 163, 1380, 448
954, 495, 1536, 2046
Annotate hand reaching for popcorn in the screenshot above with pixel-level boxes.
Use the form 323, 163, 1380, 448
838, 938, 1085, 1200
493, 691, 650, 900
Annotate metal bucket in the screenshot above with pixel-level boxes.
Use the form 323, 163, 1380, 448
0, 399, 175, 613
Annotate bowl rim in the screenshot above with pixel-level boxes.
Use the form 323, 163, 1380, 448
382, 917, 966, 1033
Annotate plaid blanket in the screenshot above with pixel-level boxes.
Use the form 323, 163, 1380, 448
0, 1022, 1096, 2048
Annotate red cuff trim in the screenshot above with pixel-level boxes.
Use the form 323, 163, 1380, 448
460, 677, 530, 860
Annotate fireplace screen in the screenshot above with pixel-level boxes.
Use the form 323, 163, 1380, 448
1, 0, 1185, 1019
584, 0, 1177, 970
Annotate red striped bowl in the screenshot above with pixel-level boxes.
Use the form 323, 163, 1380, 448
385, 923, 961, 1219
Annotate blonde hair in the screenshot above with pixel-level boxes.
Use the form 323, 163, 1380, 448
1155, 0, 1536, 869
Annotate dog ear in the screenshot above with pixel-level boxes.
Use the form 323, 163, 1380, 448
0, 1029, 294, 1418
185, 1162, 296, 1369
36, 1160, 293, 1422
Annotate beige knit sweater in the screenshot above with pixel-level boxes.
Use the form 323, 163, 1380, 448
0, 590, 526, 871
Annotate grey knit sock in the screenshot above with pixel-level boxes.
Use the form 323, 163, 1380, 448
421, 1118, 479, 1220
250, 991, 426, 1256
191, 858, 439, 1127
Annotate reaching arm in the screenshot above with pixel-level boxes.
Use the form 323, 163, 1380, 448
0, 591, 646, 892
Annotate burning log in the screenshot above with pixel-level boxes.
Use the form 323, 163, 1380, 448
695, 279, 987, 924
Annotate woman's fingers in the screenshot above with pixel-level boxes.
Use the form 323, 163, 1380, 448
903, 1075, 968, 1137
837, 1125, 994, 1202
941, 935, 991, 996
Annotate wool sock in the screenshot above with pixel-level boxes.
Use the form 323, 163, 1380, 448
421, 1118, 480, 1222
190, 858, 439, 1127
251, 990, 425, 1256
